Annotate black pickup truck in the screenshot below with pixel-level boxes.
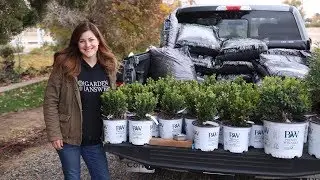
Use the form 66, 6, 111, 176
105, 5, 318, 178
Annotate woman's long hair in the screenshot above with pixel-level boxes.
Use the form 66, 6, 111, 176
53, 22, 118, 87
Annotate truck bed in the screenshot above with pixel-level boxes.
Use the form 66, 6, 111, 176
104, 143, 320, 177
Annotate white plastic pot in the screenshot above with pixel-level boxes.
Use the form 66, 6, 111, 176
103, 119, 127, 144
223, 125, 251, 153
249, 124, 264, 148
151, 120, 160, 137
263, 120, 306, 159
308, 121, 320, 158
193, 121, 220, 151
304, 121, 309, 143
263, 120, 272, 154
129, 120, 152, 145
219, 122, 224, 145
184, 118, 196, 140
159, 118, 183, 139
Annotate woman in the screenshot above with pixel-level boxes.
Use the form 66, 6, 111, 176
43, 22, 117, 180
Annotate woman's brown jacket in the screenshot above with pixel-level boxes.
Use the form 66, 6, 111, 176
43, 68, 115, 145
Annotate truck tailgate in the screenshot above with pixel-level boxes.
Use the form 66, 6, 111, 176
104, 143, 320, 177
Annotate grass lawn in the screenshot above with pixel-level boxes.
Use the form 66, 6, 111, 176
0, 47, 54, 72
0, 81, 47, 114
14, 51, 54, 72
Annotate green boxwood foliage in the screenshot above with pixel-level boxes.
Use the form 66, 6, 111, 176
195, 88, 217, 124
213, 79, 259, 127
306, 48, 320, 113
101, 90, 128, 119
159, 88, 185, 119
118, 82, 147, 112
134, 92, 158, 120
179, 80, 200, 118
259, 76, 311, 122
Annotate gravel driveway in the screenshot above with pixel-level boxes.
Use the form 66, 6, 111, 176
0, 143, 233, 180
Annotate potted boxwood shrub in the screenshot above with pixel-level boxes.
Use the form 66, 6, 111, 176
118, 82, 147, 113
146, 77, 170, 137
306, 49, 320, 158
146, 76, 182, 137
260, 76, 311, 159
216, 79, 256, 153
202, 75, 239, 145
129, 92, 158, 145
179, 80, 200, 140
207, 80, 231, 144
247, 85, 264, 148
248, 109, 264, 148
192, 87, 220, 151
101, 90, 128, 144
158, 86, 186, 139
207, 78, 236, 145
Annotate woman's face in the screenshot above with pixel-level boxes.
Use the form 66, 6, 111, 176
78, 30, 99, 59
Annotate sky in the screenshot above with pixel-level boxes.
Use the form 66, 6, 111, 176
193, 0, 319, 18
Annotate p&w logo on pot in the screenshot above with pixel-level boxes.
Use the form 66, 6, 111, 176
229, 132, 240, 138
132, 126, 142, 131
255, 130, 264, 136
285, 131, 299, 138
116, 125, 126, 132
209, 132, 217, 138
172, 124, 180, 129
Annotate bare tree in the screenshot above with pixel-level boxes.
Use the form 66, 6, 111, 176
43, 0, 86, 29
283, 0, 305, 18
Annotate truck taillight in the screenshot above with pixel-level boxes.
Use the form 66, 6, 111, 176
216, 5, 251, 11
226, 6, 241, 11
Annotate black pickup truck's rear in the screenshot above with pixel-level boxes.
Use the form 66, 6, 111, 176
106, 5, 318, 178
110, 55, 320, 177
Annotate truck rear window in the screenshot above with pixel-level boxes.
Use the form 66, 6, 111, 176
177, 10, 301, 41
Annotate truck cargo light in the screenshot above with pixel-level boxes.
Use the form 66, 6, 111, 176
216, 5, 252, 11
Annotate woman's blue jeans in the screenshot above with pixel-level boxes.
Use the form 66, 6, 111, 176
57, 143, 110, 180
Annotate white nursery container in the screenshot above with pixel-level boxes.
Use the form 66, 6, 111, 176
159, 118, 183, 139
103, 119, 127, 144
129, 120, 152, 145
249, 124, 264, 148
308, 120, 320, 158
223, 125, 251, 153
184, 118, 196, 140
263, 120, 273, 154
193, 121, 220, 151
304, 121, 309, 143
219, 122, 224, 144
263, 120, 306, 159
151, 120, 160, 137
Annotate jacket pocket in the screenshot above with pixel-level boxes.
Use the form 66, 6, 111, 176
59, 114, 71, 138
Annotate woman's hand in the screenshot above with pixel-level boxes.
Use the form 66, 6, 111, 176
52, 139, 63, 150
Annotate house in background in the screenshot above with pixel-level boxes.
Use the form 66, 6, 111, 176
9, 28, 55, 53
